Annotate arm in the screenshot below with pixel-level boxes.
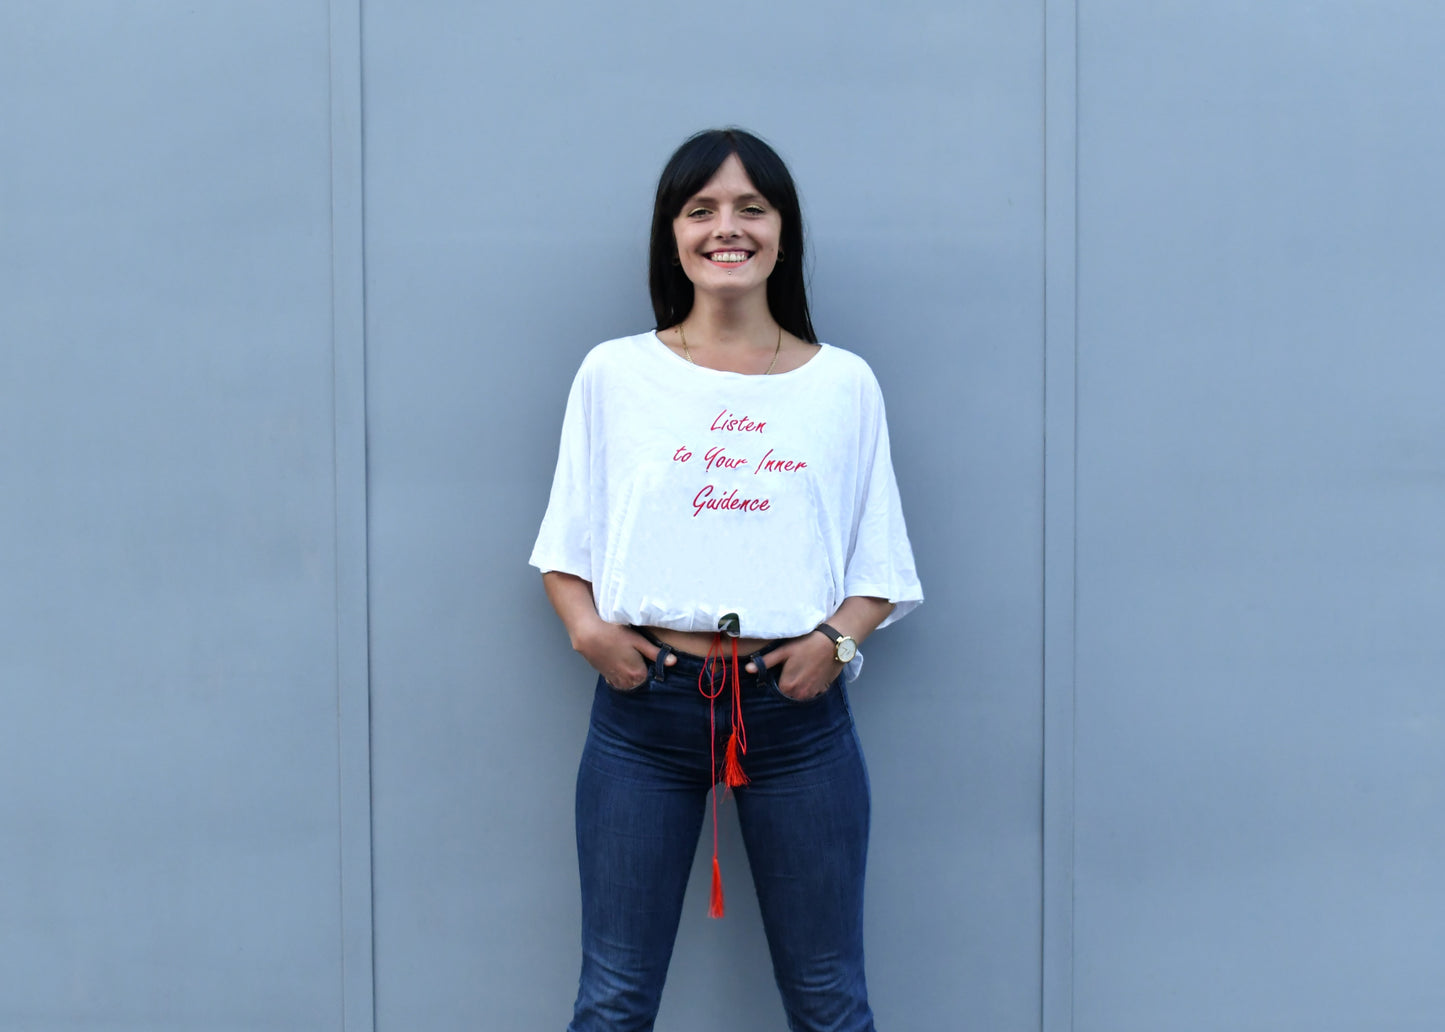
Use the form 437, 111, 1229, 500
542, 571, 674, 689
745, 595, 895, 701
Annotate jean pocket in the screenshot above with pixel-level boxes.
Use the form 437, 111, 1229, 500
763, 672, 836, 706
599, 674, 652, 696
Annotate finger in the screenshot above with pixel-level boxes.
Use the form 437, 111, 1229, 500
629, 632, 661, 662
628, 632, 678, 666
795, 680, 828, 701
781, 681, 814, 701
613, 668, 647, 690
779, 665, 835, 700
759, 646, 787, 669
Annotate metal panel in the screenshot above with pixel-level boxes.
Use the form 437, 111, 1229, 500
360, 1, 1046, 1028
1043, 1, 1079, 1029
327, 2, 376, 1030
0, 4, 348, 1029
1074, 4, 1445, 1030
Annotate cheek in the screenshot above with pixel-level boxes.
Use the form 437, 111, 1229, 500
670, 221, 691, 254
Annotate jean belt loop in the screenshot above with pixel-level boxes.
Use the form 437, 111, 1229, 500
746, 648, 772, 687
652, 644, 673, 684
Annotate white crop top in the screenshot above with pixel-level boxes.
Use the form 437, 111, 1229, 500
530, 332, 922, 663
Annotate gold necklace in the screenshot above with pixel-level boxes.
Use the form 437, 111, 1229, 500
678, 323, 782, 375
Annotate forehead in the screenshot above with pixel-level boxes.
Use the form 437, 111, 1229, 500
687, 153, 761, 200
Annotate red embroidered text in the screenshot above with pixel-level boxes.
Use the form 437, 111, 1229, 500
710, 409, 766, 433
753, 448, 807, 474
692, 484, 771, 518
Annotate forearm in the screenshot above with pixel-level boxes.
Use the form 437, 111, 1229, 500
541, 571, 607, 648
825, 595, 895, 647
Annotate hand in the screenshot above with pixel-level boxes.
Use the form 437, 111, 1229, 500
745, 632, 843, 701
572, 620, 675, 691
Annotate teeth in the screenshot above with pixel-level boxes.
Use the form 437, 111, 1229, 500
710, 251, 750, 263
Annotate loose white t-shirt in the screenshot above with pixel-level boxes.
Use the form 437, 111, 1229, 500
530, 332, 922, 666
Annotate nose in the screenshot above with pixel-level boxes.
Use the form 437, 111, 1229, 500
714, 210, 739, 237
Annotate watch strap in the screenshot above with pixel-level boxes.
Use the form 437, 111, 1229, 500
815, 622, 857, 663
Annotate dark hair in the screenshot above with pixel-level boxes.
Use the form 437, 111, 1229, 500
648, 128, 816, 343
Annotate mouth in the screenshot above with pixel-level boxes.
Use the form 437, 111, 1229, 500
705, 249, 754, 266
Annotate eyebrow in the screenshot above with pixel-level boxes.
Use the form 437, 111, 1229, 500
685, 192, 768, 207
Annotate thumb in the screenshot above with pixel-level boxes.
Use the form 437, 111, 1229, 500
630, 631, 677, 666
745, 645, 783, 675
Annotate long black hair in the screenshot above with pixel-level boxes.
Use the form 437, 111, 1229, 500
648, 128, 816, 344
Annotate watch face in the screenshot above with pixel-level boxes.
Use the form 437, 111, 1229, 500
836, 637, 857, 663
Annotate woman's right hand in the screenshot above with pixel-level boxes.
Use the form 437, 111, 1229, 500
572, 620, 674, 691
542, 571, 676, 689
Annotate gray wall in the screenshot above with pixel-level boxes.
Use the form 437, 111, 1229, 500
1071, 4, 1445, 1030
0, 4, 359, 1030
360, 2, 1041, 1028
0, 2, 1440, 1031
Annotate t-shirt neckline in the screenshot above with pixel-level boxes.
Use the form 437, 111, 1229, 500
647, 330, 830, 379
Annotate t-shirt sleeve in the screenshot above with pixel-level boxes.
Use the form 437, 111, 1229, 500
844, 374, 923, 628
529, 363, 593, 579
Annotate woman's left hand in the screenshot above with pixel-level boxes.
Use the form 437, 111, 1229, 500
745, 631, 843, 701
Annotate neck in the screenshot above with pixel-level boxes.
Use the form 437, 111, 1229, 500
682, 293, 779, 348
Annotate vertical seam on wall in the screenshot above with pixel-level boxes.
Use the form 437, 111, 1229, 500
328, 1, 376, 1030
1042, 1, 1079, 1031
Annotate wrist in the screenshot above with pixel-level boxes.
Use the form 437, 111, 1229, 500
813, 622, 858, 663
569, 615, 610, 653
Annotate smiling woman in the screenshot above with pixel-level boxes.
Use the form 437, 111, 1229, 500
530, 128, 922, 1032
647, 128, 815, 360
671, 153, 782, 298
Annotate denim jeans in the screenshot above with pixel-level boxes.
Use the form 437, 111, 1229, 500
569, 641, 876, 1032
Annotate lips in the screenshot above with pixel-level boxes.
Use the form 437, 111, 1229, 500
705, 250, 753, 264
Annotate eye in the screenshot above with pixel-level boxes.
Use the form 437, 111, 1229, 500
741, 205, 767, 216
684, 207, 711, 218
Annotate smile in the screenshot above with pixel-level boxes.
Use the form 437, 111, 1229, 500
706, 250, 753, 264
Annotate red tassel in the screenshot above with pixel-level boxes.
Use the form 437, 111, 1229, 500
724, 728, 748, 787
709, 856, 726, 919
700, 631, 747, 920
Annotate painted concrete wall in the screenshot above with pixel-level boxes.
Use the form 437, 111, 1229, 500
0, 4, 351, 1030
2, 2, 1441, 1031
359, 2, 1043, 1028
1071, 5, 1445, 1030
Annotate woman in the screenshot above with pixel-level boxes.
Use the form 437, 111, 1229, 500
531, 128, 922, 1032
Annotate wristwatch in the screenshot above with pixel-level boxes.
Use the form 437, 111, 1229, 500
814, 623, 857, 663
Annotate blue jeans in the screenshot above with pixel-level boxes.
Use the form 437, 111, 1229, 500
569, 641, 876, 1032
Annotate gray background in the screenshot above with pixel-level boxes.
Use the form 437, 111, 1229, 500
0, 2, 1440, 1030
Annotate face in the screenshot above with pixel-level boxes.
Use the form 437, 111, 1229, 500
671, 153, 783, 300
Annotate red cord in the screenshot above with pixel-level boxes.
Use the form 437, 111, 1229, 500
723, 636, 748, 788
699, 632, 747, 917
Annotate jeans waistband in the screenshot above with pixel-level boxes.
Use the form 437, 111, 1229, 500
638, 624, 786, 661
632, 627, 786, 690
